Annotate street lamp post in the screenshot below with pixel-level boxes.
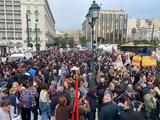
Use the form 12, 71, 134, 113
86, 1, 100, 87
35, 23, 40, 51
26, 13, 31, 48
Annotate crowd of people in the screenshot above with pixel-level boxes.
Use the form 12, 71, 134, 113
0, 49, 160, 120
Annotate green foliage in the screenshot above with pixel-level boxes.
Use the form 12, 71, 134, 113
54, 37, 67, 48
79, 36, 86, 47
68, 37, 75, 48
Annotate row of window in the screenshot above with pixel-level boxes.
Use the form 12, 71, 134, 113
0, 32, 21, 39
0, 0, 20, 3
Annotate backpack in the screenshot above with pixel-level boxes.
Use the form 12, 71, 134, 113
20, 90, 32, 108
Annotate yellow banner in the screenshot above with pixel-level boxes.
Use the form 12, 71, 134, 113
142, 56, 157, 66
132, 56, 141, 66
133, 56, 142, 61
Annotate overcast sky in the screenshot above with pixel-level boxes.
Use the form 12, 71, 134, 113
48, 0, 160, 31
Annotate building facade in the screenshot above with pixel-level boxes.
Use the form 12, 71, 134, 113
0, 0, 55, 56
127, 18, 160, 41
82, 9, 128, 44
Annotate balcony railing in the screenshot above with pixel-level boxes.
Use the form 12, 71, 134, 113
7, 18, 13, 21
15, 28, 21, 30
15, 37, 22, 40
7, 28, 14, 30
6, 10, 13, 12
2, 37, 6, 40
0, 9, 4, 12
15, 19, 21, 21
0, 28, 5, 30
13, 0, 20, 3
5, 0, 12, 3
7, 37, 14, 40
0, 18, 5, 21
14, 10, 21, 12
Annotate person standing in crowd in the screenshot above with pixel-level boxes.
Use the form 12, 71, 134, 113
50, 86, 70, 115
78, 92, 90, 120
120, 99, 144, 120
54, 96, 73, 120
0, 99, 10, 120
20, 84, 32, 120
8, 87, 20, 119
86, 87, 97, 120
99, 91, 118, 120
144, 89, 157, 120
39, 83, 50, 120
28, 81, 39, 120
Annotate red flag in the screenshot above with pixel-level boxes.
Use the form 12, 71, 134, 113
72, 80, 79, 120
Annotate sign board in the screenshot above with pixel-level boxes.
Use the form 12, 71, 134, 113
142, 56, 157, 66
132, 56, 141, 66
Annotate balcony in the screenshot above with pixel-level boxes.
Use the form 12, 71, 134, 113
5, 0, 12, 3
15, 28, 21, 30
0, 28, 5, 30
13, 0, 20, 3
1, 37, 6, 40
0, 18, 5, 21
7, 37, 14, 40
7, 27, 14, 30
14, 10, 21, 12
0, 9, 4, 12
15, 19, 21, 21
6, 10, 13, 13
7, 18, 13, 21
15, 37, 22, 40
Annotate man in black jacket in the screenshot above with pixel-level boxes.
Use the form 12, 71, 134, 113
99, 91, 118, 120
120, 99, 144, 120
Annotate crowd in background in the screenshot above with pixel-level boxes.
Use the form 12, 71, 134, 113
0, 49, 160, 120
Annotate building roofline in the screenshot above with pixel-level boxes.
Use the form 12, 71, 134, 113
45, 0, 55, 23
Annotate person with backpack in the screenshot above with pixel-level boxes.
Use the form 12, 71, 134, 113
20, 85, 32, 120
28, 81, 39, 120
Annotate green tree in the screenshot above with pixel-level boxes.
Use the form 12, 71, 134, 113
68, 37, 75, 48
79, 36, 86, 47
54, 37, 67, 48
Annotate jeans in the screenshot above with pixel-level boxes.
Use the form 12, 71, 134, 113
41, 111, 48, 120
31, 106, 38, 120
21, 107, 31, 120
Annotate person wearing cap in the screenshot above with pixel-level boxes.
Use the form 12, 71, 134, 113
99, 91, 118, 120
